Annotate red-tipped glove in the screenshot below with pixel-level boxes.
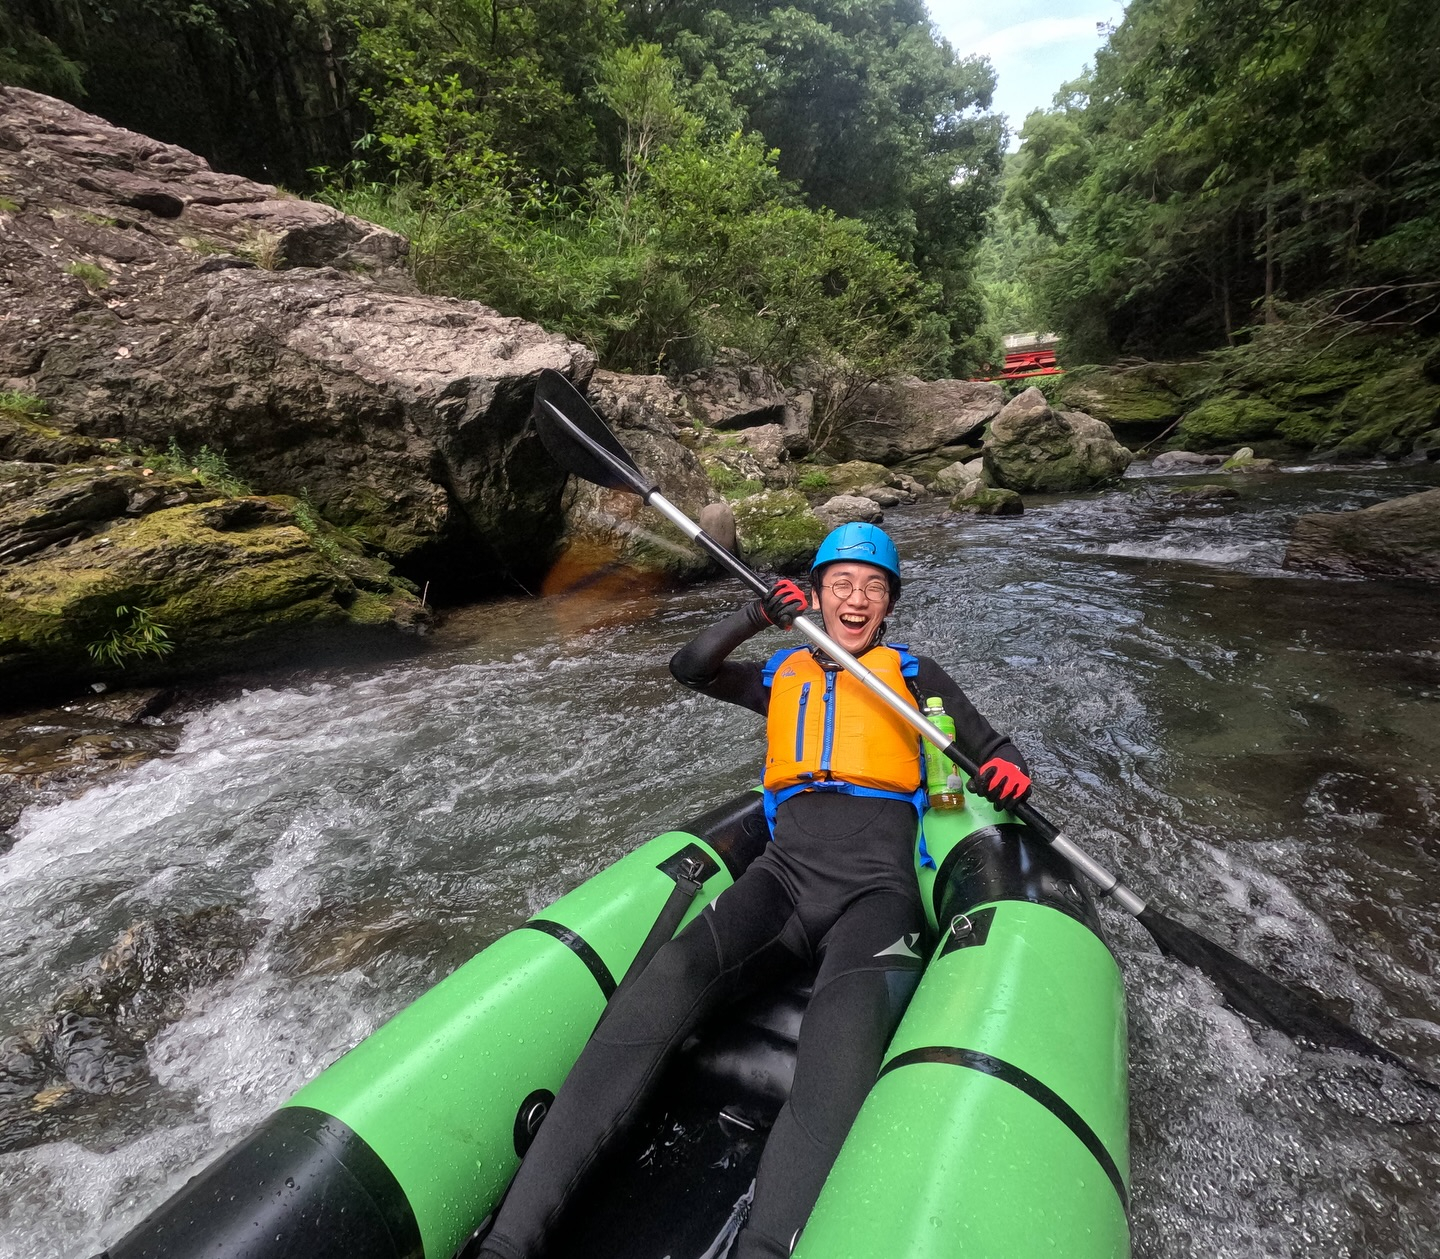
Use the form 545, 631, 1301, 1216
969, 758, 1032, 808
759, 578, 810, 628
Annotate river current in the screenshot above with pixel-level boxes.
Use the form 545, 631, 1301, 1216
2, 462, 1438, 1258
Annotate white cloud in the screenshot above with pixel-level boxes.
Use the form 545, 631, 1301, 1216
970, 14, 1114, 61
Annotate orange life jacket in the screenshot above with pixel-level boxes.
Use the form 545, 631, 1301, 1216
760, 645, 925, 824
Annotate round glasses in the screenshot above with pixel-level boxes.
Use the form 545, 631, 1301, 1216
822, 578, 890, 602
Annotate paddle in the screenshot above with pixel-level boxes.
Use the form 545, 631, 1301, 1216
530, 367, 1433, 1081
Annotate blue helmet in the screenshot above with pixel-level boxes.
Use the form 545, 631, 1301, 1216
810, 522, 902, 594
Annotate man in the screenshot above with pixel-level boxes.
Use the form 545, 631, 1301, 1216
480, 522, 1031, 1259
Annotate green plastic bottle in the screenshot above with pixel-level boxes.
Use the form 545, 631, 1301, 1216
922, 696, 965, 809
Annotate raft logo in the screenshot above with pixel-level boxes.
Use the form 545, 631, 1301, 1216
874, 933, 921, 960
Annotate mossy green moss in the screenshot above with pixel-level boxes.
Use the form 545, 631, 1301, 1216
731, 489, 826, 574
1176, 395, 1298, 447
0, 490, 421, 697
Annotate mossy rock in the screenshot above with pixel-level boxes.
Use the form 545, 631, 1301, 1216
1327, 360, 1440, 457
818, 461, 897, 494
1057, 365, 1186, 426
731, 489, 826, 574
0, 476, 422, 701
1175, 395, 1300, 447
949, 485, 1023, 516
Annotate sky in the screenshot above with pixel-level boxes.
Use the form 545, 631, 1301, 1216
927, 0, 1130, 146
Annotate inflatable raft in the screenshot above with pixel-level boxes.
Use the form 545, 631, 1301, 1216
97, 790, 1129, 1259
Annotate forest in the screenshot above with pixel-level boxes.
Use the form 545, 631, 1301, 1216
4, 0, 1439, 388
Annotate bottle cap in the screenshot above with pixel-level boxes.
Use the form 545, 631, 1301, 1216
925, 696, 944, 709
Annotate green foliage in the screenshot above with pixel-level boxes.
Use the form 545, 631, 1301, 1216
293, 491, 350, 565
797, 469, 831, 491
329, 46, 947, 380
1005, 0, 1440, 360
0, 196, 20, 214
86, 604, 175, 668
64, 260, 110, 289
0, 390, 47, 421
145, 438, 253, 497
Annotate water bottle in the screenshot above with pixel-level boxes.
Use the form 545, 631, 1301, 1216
922, 697, 965, 809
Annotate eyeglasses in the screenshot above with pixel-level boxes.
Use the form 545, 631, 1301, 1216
821, 578, 890, 602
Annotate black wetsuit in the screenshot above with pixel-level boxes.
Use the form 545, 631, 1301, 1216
480, 606, 1025, 1259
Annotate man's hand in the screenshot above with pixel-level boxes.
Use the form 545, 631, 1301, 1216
969, 758, 1032, 808
758, 578, 810, 629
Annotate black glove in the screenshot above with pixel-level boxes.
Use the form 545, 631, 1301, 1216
757, 578, 810, 629
969, 758, 1032, 808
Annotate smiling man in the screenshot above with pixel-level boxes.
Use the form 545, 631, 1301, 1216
478, 522, 1031, 1259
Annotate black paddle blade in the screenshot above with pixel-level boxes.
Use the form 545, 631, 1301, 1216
532, 369, 646, 493
1138, 905, 1432, 1080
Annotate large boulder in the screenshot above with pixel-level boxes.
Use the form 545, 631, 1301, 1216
679, 357, 788, 430
984, 388, 1132, 492
0, 87, 593, 595
1283, 489, 1440, 581
559, 370, 718, 579
826, 377, 1004, 465
0, 458, 423, 702
731, 490, 827, 574
1057, 362, 1215, 429
814, 494, 883, 529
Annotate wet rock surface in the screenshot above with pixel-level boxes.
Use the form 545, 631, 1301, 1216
983, 387, 1132, 492
558, 371, 718, 580
1284, 488, 1440, 580
814, 494, 883, 529
0, 906, 262, 1154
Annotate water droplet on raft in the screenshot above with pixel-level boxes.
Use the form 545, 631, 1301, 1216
285, 1177, 296, 1189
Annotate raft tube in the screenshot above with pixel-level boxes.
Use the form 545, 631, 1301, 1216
794, 801, 1130, 1259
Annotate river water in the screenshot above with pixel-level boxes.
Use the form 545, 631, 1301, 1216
2, 462, 1438, 1258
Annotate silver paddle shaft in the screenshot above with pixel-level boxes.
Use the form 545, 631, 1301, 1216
648, 489, 1148, 917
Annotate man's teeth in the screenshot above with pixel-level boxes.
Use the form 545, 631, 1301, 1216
840, 614, 867, 626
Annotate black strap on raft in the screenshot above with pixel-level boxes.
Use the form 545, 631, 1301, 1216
606, 844, 717, 1012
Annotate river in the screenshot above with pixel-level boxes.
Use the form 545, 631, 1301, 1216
2, 461, 1438, 1258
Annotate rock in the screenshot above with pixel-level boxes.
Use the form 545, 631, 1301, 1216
983, 388, 1131, 492
0, 906, 261, 1152
561, 370, 718, 579
1221, 447, 1277, 473
83, 687, 174, 724
1151, 450, 1227, 471
679, 357, 787, 430
731, 490, 827, 574
1164, 483, 1239, 502
1057, 362, 1215, 427
1284, 489, 1440, 580
1177, 395, 1300, 448
782, 392, 814, 457
814, 461, 898, 495
932, 459, 985, 492
826, 377, 1005, 464
727, 424, 790, 486
858, 486, 903, 508
815, 494, 883, 529
949, 484, 1023, 516
0, 459, 423, 702
0, 86, 593, 592
698, 501, 738, 554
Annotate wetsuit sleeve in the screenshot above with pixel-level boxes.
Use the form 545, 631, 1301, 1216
914, 657, 1028, 774
669, 605, 770, 715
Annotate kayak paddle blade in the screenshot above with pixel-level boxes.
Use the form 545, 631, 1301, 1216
532, 369, 647, 494
1137, 905, 1432, 1081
